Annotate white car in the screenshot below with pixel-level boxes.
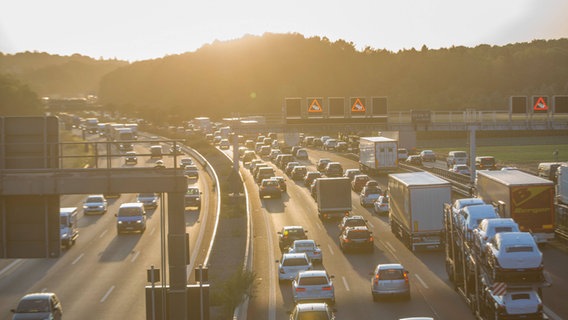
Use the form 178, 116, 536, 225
373, 195, 389, 214
292, 270, 335, 304
486, 232, 543, 281
83, 194, 108, 214
451, 164, 471, 175
459, 204, 499, 240
492, 289, 543, 319
473, 218, 520, 255
289, 302, 335, 320
277, 252, 312, 282
451, 198, 486, 224
288, 239, 323, 264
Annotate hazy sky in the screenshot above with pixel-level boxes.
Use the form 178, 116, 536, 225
1, 0, 567, 62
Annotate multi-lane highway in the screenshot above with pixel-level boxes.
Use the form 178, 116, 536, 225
0, 134, 216, 319
225, 145, 567, 320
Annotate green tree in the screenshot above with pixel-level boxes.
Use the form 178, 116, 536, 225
0, 74, 43, 115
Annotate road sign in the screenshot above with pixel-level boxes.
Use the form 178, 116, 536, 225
351, 98, 366, 112
533, 96, 549, 112
308, 98, 323, 113
492, 282, 507, 296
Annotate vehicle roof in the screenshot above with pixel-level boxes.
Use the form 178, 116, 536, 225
60, 207, 78, 214
483, 218, 517, 226
119, 202, 144, 208
282, 252, 309, 259
283, 225, 304, 230
298, 269, 328, 277
477, 170, 554, 186
495, 232, 536, 244
87, 194, 105, 198
295, 302, 330, 312
360, 136, 396, 142
454, 198, 485, 208
463, 204, 497, 216
20, 292, 55, 300
376, 263, 404, 270
293, 239, 316, 245
390, 172, 450, 186
346, 226, 370, 232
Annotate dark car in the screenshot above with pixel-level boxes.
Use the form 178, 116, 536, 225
11, 292, 63, 320
304, 171, 322, 187
324, 162, 343, 177
339, 226, 374, 252
184, 186, 202, 210
259, 179, 281, 199
405, 155, 423, 166
351, 174, 370, 193
316, 158, 332, 172
124, 151, 137, 165
278, 226, 308, 252
291, 166, 308, 180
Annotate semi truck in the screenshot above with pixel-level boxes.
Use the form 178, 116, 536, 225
443, 202, 547, 319
315, 177, 352, 220
388, 172, 451, 251
475, 170, 555, 243
359, 136, 398, 175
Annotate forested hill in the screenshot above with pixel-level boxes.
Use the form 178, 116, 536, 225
99, 33, 568, 121
0, 52, 128, 97
2, 33, 567, 123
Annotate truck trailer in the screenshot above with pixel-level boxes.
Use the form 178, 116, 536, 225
315, 177, 352, 220
359, 136, 398, 175
475, 170, 555, 243
443, 203, 547, 320
388, 172, 451, 251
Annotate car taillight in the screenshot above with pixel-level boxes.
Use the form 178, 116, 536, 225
344, 238, 350, 243
313, 251, 320, 255
373, 274, 379, 285
322, 286, 332, 291
369, 236, 374, 242
344, 211, 349, 216
404, 272, 409, 283
295, 287, 306, 292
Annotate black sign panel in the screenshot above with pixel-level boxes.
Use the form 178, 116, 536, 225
285, 98, 302, 118
554, 95, 568, 114
372, 97, 388, 115
411, 110, 431, 123
329, 97, 345, 117
511, 96, 527, 114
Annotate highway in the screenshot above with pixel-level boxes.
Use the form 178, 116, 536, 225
225, 146, 568, 320
0, 134, 217, 320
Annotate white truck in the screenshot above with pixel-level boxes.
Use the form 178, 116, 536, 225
316, 177, 352, 220
358, 137, 398, 175
388, 172, 451, 251
60, 207, 79, 249
558, 164, 568, 205
476, 170, 555, 244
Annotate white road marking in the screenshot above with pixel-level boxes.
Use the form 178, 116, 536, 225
150, 227, 156, 236
368, 221, 374, 228
414, 274, 429, 289
99, 229, 108, 238
72, 253, 84, 265
327, 244, 335, 256
131, 251, 140, 263
342, 276, 350, 291
100, 285, 115, 303
385, 241, 397, 254
0, 259, 23, 278
544, 305, 563, 320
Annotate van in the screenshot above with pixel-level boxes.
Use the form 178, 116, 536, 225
475, 156, 496, 170
537, 162, 563, 182
60, 207, 79, 248
150, 145, 163, 159
256, 166, 275, 183
447, 151, 468, 168
115, 202, 147, 233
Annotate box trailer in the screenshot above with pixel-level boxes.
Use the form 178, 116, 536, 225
359, 137, 398, 175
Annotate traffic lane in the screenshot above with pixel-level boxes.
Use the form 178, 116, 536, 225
304, 147, 475, 318
255, 161, 444, 319
541, 245, 568, 318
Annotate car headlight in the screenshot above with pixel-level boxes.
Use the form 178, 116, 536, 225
196, 197, 200, 201
136, 219, 143, 224
61, 233, 68, 239
118, 221, 123, 224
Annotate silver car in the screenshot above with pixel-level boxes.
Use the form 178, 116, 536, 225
277, 252, 312, 282
292, 270, 335, 304
371, 263, 410, 301
486, 232, 543, 282
83, 194, 108, 214
474, 218, 520, 255
11, 292, 63, 320
288, 239, 323, 264
289, 302, 335, 320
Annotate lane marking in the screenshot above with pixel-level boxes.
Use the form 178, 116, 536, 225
0, 259, 23, 278
99, 229, 108, 238
544, 306, 562, 320
327, 244, 335, 256
100, 285, 115, 303
72, 253, 84, 265
342, 276, 350, 291
368, 221, 374, 228
150, 227, 156, 236
131, 251, 140, 263
414, 274, 429, 289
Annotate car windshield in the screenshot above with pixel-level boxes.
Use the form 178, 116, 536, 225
505, 246, 534, 253
494, 227, 513, 233
118, 207, 142, 217
138, 193, 155, 198
263, 180, 278, 187
296, 243, 315, 250
378, 269, 404, 280
86, 197, 103, 203
346, 219, 367, 227
284, 229, 304, 236
297, 311, 330, 320
299, 276, 328, 286
348, 230, 370, 239
16, 298, 50, 313
282, 258, 309, 266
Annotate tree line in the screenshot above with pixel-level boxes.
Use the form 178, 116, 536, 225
1, 34, 567, 121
